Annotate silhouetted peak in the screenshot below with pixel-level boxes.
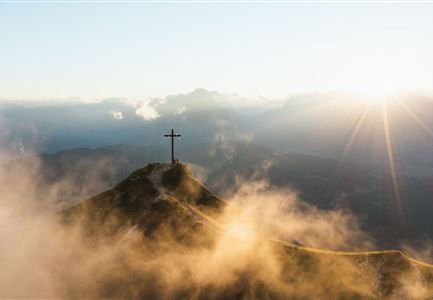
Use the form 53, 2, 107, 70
63, 162, 225, 236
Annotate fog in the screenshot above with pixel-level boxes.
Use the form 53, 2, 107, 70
1, 144, 432, 299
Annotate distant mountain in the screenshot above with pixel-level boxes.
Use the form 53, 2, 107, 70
253, 92, 433, 167
4, 90, 433, 170
0, 89, 240, 153
58, 163, 433, 299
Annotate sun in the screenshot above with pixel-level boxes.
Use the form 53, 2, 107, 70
364, 86, 394, 105
350, 82, 398, 106
366, 82, 393, 96
340, 59, 409, 106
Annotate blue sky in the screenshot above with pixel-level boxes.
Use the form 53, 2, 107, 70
1, 3, 433, 99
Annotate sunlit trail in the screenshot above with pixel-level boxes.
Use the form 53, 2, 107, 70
399, 100, 433, 138
381, 101, 405, 235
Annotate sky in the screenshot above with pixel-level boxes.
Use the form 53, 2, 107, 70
1, 2, 433, 99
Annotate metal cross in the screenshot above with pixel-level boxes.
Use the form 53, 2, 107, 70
164, 129, 181, 165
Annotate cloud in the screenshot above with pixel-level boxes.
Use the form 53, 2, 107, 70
80, 98, 103, 104
224, 180, 373, 251
174, 106, 186, 115
134, 99, 160, 120
110, 111, 124, 120
185, 162, 208, 183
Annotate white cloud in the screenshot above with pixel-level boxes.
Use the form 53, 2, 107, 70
110, 111, 124, 120
135, 99, 160, 121
81, 98, 103, 104
174, 106, 186, 115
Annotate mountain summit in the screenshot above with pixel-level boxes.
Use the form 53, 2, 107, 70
63, 163, 225, 240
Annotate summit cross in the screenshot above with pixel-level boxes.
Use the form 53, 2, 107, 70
164, 129, 181, 165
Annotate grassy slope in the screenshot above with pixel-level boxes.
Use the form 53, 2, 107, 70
278, 241, 433, 298
160, 164, 433, 298
62, 163, 433, 298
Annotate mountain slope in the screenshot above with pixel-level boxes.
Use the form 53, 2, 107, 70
60, 163, 433, 299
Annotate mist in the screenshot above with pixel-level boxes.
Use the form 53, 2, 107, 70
2, 144, 432, 299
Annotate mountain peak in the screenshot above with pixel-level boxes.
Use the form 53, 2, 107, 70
63, 162, 225, 238
117, 162, 224, 209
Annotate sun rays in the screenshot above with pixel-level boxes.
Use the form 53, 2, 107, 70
399, 100, 433, 138
330, 93, 433, 238
381, 100, 405, 230
340, 105, 372, 162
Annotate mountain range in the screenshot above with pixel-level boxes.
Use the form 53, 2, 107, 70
3, 89, 433, 169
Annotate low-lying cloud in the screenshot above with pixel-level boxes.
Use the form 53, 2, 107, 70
0, 130, 432, 298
